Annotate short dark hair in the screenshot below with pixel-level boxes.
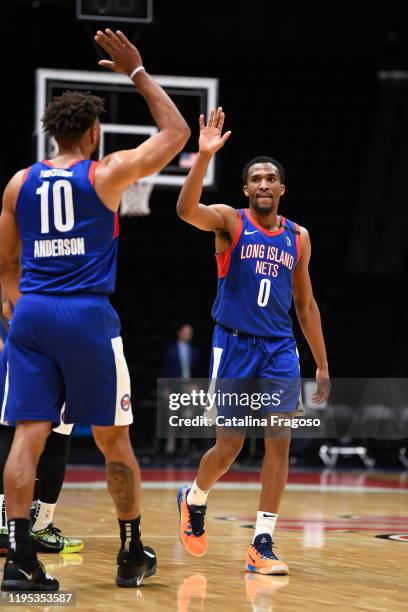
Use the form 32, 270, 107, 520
242, 156, 285, 184
42, 91, 105, 142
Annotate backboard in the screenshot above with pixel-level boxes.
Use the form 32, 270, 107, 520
35, 68, 219, 187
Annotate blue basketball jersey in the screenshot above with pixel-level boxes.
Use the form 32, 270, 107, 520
211, 208, 300, 338
16, 159, 119, 294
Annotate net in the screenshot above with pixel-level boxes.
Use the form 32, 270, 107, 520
120, 179, 154, 217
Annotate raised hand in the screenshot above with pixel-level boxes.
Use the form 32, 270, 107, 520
199, 107, 231, 156
95, 29, 143, 76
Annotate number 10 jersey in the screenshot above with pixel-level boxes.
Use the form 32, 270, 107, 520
16, 159, 119, 295
211, 208, 301, 338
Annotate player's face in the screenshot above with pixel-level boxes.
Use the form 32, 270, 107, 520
244, 163, 285, 213
90, 119, 101, 161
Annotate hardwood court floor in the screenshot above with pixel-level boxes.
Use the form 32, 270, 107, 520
15, 478, 408, 612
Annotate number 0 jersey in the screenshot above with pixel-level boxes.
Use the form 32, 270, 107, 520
16, 159, 119, 294
211, 208, 301, 338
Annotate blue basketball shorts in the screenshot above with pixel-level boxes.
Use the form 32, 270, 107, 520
0, 338, 73, 433
208, 324, 301, 416
3, 293, 133, 427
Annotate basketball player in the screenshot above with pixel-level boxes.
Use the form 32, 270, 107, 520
0, 29, 190, 592
176, 108, 330, 574
0, 294, 83, 556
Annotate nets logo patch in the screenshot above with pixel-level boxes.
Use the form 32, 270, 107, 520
375, 534, 408, 542
120, 394, 131, 411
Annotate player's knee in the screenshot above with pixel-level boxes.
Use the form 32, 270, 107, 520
92, 425, 131, 457
14, 422, 51, 457
215, 437, 244, 465
264, 435, 291, 458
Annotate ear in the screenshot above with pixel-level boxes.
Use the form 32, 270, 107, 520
280, 184, 286, 196
90, 123, 98, 144
243, 186, 249, 198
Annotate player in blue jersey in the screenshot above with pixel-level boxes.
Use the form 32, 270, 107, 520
176, 108, 330, 574
0, 290, 82, 557
0, 29, 190, 592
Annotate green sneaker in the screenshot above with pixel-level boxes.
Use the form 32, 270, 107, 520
30, 523, 84, 554
0, 527, 8, 557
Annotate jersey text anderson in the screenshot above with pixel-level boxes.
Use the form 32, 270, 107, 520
33, 237, 85, 258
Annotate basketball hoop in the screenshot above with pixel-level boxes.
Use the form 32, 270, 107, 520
120, 179, 154, 217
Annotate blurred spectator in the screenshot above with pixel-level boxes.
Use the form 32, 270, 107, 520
162, 324, 202, 379
161, 324, 203, 457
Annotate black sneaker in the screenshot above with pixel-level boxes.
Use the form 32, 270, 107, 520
1, 553, 59, 591
116, 545, 157, 587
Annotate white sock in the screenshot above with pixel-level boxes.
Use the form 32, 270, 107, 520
0, 494, 6, 530
31, 501, 56, 532
187, 479, 209, 506
252, 511, 278, 543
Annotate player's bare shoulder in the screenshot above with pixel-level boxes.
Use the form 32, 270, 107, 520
209, 204, 240, 227
2, 169, 27, 210
298, 225, 310, 242
209, 204, 240, 243
297, 225, 311, 262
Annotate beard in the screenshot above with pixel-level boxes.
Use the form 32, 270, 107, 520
252, 198, 276, 214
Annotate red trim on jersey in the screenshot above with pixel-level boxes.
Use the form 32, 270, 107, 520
42, 159, 54, 167
113, 212, 120, 238
244, 208, 285, 236
216, 213, 243, 278
21, 166, 31, 185
294, 222, 301, 261
88, 161, 97, 186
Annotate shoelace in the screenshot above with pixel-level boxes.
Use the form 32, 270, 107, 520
254, 543, 279, 560
35, 523, 63, 542
187, 505, 206, 537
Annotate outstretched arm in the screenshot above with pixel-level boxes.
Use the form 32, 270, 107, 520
94, 29, 191, 209
177, 107, 236, 231
293, 228, 330, 404
0, 171, 23, 306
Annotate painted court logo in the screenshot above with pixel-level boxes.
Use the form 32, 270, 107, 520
375, 534, 408, 542
215, 515, 408, 534
120, 394, 131, 411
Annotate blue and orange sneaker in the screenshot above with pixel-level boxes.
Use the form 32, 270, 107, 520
177, 485, 208, 557
245, 534, 289, 575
